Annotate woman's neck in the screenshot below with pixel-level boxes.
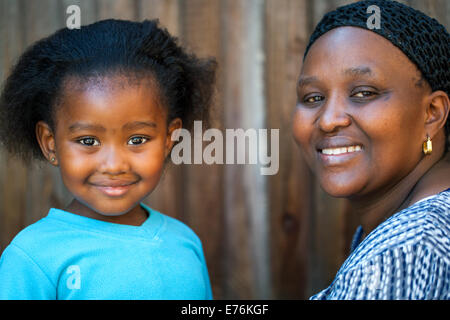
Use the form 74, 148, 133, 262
350, 151, 449, 239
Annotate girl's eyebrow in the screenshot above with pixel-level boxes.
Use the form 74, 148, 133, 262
68, 122, 106, 132
68, 121, 158, 132
122, 121, 157, 130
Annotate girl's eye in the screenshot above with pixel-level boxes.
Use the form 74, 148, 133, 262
78, 137, 100, 146
127, 136, 148, 145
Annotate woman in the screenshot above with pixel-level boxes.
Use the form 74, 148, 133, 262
293, 0, 449, 299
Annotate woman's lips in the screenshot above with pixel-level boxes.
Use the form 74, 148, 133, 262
320, 145, 362, 155
317, 144, 363, 166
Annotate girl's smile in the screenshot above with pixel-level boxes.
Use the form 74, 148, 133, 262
88, 178, 140, 197
36, 75, 181, 225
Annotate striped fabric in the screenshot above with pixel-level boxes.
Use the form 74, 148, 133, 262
311, 188, 450, 300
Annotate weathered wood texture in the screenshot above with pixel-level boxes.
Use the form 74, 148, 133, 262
0, 0, 448, 299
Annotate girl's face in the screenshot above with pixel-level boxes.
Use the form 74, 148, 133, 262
38, 76, 181, 222
293, 27, 429, 199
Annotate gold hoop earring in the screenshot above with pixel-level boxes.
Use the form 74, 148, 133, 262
423, 135, 432, 155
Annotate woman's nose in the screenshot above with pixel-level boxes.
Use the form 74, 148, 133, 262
98, 145, 130, 174
317, 96, 352, 133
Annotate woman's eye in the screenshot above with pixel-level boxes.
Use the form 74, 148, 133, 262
303, 95, 324, 104
127, 136, 148, 145
78, 137, 100, 146
351, 90, 377, 98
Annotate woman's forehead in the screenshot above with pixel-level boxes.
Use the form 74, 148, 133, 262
301, 26, 420, 80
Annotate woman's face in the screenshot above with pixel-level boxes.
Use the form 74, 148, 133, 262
293, 27, 430, 199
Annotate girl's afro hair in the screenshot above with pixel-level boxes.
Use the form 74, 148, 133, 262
0, 19, 217, 163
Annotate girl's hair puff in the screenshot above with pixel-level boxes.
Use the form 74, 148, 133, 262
0, 19, 217, 163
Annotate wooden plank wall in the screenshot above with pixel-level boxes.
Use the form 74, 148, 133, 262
0, 0, 448, 299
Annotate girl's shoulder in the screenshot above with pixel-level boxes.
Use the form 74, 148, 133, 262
141, 204, 203, 246
3, 215, 58, 253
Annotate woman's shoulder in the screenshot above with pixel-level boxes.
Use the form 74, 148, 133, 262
343, 189, 450, 271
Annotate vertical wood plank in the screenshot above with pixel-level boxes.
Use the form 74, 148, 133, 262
179, 0, 225, 299
0, 0, 28, 253
138, 0, 181, 36
265, 0, 311, 299
23, 0, 65, 44
97, 0, 137, 20
221, 0, 270, 299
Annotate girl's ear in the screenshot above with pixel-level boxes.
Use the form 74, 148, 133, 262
35, 121, 59, 166
165, 118, 183, 157
424, 90, 449, 138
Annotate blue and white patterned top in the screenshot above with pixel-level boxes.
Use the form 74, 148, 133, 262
311, 188, 450, 300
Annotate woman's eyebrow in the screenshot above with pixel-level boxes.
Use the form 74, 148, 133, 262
343, 66, 373, 76
297, 76, 318, 88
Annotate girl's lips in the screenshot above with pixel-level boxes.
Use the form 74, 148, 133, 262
94, 184, 134, 197
90, 180, 138, 197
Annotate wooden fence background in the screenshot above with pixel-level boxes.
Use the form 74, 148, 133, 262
0, 0, 448, 299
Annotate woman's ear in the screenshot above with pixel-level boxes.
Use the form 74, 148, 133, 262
424, 90, 449, 138
35, 121, 58, 166
165, 118, 183, 157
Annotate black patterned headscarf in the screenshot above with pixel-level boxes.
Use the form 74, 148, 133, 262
304, 0, 450, 145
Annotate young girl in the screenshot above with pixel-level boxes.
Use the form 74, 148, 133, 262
293, 0, 449, 299
0, 19, 216, 299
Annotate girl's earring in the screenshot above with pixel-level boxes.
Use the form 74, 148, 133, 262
422, 135, 432, 155
50, 155, 57, 164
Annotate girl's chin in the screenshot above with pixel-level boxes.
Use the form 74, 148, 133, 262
70, 198, 137, 217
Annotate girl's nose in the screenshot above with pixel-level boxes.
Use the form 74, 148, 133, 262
317, 96, 352, 133
98, 145, 130, 174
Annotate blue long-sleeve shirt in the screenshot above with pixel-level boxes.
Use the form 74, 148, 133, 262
0, 203, 212, 300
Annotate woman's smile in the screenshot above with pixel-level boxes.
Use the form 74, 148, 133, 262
315, 136, 364, 166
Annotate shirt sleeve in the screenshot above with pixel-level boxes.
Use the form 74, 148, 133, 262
201, 251, 213, 300
311, 242, 449, 300
193, 237, 213, 300
0, 244, 56, 300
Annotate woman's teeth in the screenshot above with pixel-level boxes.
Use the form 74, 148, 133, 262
321, 145, 362, 155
